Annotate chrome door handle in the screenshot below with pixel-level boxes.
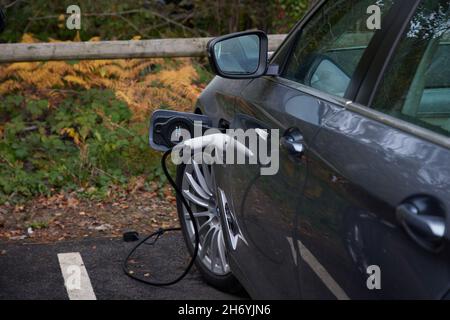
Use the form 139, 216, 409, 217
397, 203, 445, 238
396, 196, 447, 252
281, 128, 305, 156
281, 136, 304, 154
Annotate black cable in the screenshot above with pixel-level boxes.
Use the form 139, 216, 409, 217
122, 148, 200, 286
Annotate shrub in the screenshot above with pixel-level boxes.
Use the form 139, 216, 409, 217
0, 89, 163, 204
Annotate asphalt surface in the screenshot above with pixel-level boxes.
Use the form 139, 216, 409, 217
0, 232, 243, 300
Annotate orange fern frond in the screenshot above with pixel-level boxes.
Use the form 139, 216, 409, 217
64, 75, 90, 89
21, 33, 39, 43
0, 80, 21, 95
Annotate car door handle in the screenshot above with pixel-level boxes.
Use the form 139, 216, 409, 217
281, 128, 304, 156
396, 196, 447, 252
397, 203, 445, 238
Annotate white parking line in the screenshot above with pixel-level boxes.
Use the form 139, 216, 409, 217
286, 236, 298, 266
297, 240, 350, 300
57, 252, 97, 300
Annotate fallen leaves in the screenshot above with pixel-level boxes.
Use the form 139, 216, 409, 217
89, 223, 112, 232
9, 235, 27, 241
128, 176, 146, 194
0, 187, 179, 242
67, 197, 80, 209
13, 205, 25, 213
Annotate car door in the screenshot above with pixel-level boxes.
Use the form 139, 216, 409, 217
224, 80, 332, 299
221, 0, 400, 299
296, 0, 450, 299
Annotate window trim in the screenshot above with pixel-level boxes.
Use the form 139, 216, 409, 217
265, 75, 450, 150
356, 0, 422, 105
264, 75, 353, 107
345, 0, 410, 101
345, 101, 450, 150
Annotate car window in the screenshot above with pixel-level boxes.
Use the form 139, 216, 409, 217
310, 58, 350, 96
282, 0, 394, 98
372, 0, 450, 137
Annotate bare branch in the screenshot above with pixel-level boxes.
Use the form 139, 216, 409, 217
28, 9, 143, 21
117, 14, 146, 38
4, 0, 22, 9
144, 9, 209, 37
28, 8, 209, 37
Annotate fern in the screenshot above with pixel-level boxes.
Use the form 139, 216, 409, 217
0, 80, 21, 95
63, 75, 90, 89
0, 33, 203, 120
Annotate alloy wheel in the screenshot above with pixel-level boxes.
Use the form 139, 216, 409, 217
181, 160, 230, 275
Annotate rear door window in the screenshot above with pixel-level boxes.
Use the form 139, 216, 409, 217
371, 0, 450, 137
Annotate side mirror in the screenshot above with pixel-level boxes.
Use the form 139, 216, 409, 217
207, 30, 268, 79
149, 110, 212, 152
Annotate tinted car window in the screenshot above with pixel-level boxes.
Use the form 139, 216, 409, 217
372, 0, 450, 137
282, 0, 394, 97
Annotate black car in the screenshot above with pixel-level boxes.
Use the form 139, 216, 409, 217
166, 0, 450, 299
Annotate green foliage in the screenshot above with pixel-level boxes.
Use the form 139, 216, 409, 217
193, 63, 213, 86
0, 0, 312, 43
0, 89, 162, 204
28, 221, 49, 229
0, 0, 314, 206
272, 0, 310, 33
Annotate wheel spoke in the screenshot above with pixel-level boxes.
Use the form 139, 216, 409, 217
192, 160, 213, 196
199, 227, 214, 259
217, 230, 228, 273
201, 160, 213, 191
183, 189, 208, 208
185, 172, 209, 200
210, 229, 219, 270
184, 211, 212, 219
198, 217, 213, 234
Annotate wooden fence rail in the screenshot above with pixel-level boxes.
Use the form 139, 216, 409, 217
0, 34, 287, 63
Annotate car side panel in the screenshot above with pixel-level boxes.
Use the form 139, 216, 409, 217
220, 77, 342, 298
298, 107, 450, 299
196, 77, 252, 126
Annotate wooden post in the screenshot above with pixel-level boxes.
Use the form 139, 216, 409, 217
0, 35, 286, 63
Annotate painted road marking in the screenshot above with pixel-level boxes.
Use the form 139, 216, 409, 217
57, 252, 97, 300
286, 236, 298, 266
297, 240, 350, 300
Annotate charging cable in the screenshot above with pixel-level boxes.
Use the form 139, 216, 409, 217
122, 149, 200, 286
123, 133, 253, 286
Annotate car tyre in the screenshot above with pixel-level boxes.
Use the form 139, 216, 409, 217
176, 162, 242, 294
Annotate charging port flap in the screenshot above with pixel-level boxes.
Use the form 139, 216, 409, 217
149, 110, 212, 152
